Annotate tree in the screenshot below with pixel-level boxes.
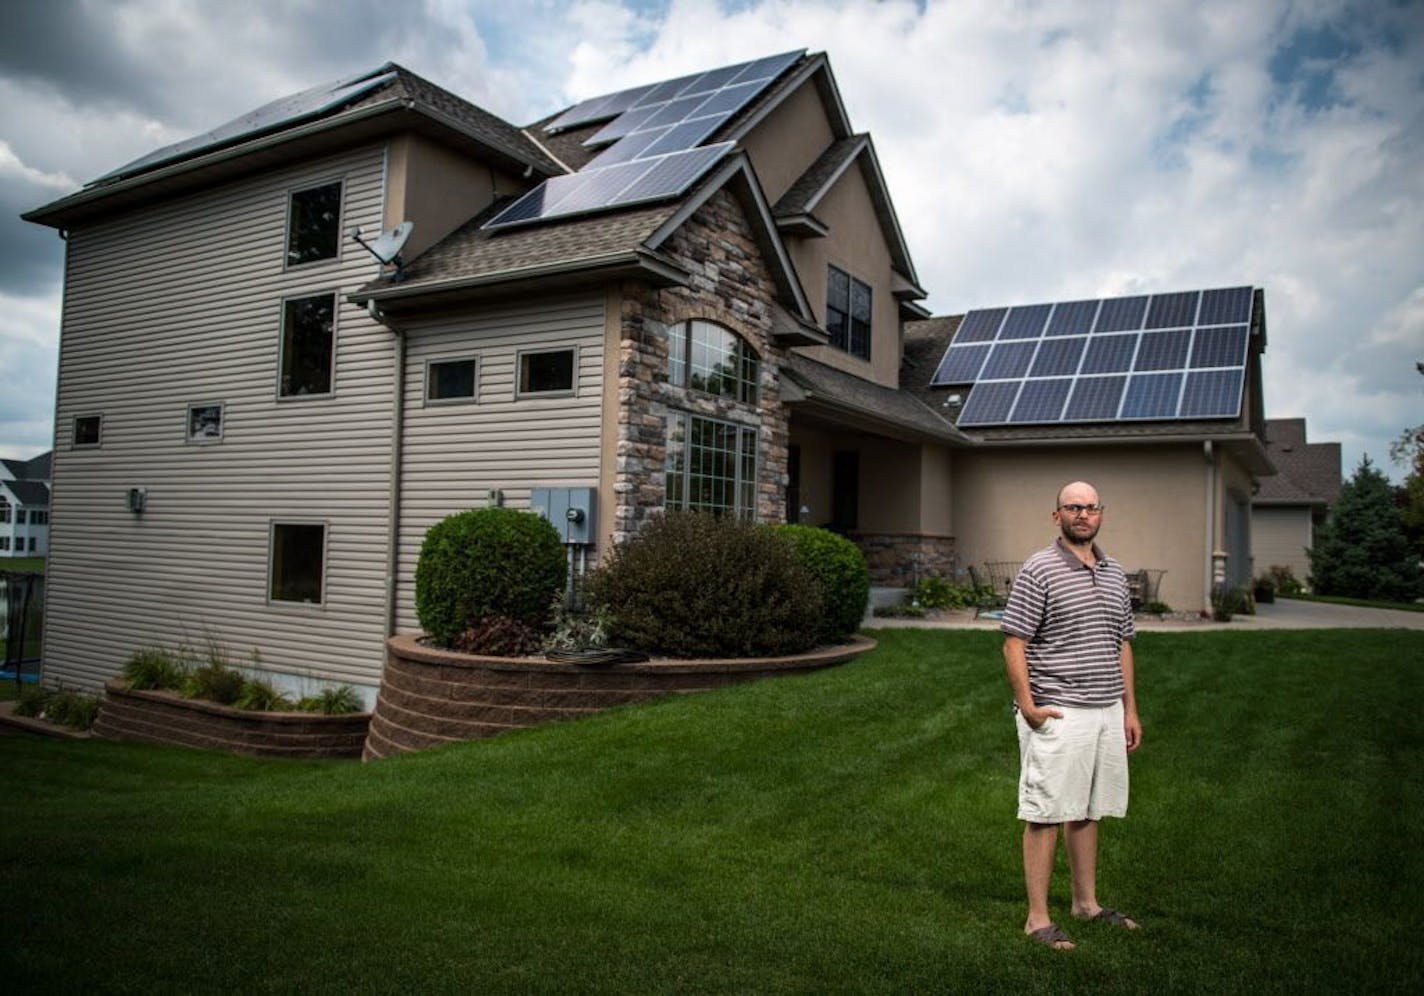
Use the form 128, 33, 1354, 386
1389, 360, 1424, 557
1308, 455, 1422, 601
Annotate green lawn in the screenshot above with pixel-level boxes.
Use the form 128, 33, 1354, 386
1, 629, 1420, 993
1280, 592, 1424, 612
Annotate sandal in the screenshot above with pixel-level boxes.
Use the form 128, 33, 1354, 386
1027, 923, 1075, 949
1078, 906, 1138, 929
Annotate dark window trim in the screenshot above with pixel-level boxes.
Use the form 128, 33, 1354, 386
283, 178, 345, 271
827, 264, 872, 362
423, 355, 480, 407
514, 345, 579, 399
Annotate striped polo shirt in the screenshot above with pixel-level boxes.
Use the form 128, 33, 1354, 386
1000, 539, 1135, 708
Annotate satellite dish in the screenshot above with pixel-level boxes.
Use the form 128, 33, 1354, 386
351, 221, 413, 266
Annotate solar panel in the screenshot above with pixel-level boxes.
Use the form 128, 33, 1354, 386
931, 286, 1256, 424
492, 51, 802, 231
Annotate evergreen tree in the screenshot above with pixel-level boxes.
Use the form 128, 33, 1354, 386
1308, 455, 1423, 601
1389, 360, 1424, 557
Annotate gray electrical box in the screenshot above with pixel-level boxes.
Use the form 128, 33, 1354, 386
530, 486, 597, 544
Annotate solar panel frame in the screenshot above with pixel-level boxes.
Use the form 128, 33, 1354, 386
957, 381, 1021, 426
1094, 295, 1149, 333
1029, 336, 1087, 377
1064, 375, 1128, 421
1197, 286, 1253, 325
1080, 333, 1138, 374
1179, 369, 1245, 418
998, 303, 1051, 340
1189, 325, 1250, 369
954, 309, 1007, 343
980, 340, 1038, 380
1010, 378, 1072, 423
1046, 299, 1099, 336
1121, 372, 1184, 419
931, 344, 991, 385
1145, 290, 1200, 329
1133, 329, 1192, 371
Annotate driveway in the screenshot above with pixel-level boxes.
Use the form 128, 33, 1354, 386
864, 597, 1424, 632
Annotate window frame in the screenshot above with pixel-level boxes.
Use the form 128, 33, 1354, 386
186, 401, 226, 444
666, 319, 759, 404
514, 346, 579, 399
284, 179, 344, 270
423, 356, 480, 407
72, 414, 103, 449
826, 264, 873, 362
266, 520, 328, 607
664, 410, 759, 521
276, 291, 338, 401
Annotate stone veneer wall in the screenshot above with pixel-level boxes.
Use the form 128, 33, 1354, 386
852, 533, 957, 587
611, 188, 790, 543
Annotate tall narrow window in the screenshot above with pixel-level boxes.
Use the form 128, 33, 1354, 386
827, 265, 872, 361
269, 523, 326, 604
279, 294, 335, 397
286, 181, 342, 266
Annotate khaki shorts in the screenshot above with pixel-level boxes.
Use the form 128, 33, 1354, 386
1016, 700, 1128, 823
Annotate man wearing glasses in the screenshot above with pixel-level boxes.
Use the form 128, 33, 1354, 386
1001, 481, 1142, 950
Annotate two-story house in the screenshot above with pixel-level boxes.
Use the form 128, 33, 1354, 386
1, 451, 52, 558
26, 50, 1274, 702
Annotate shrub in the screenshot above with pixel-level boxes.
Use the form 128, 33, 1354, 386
415, 507, 567, 647
776, 525, 869, 642
183, 662, 246, 705
45, 688, 101, 731
235, 677, 294, 712
910, 577, 994, 610
585, 511, 822, 658
1211, 585, 1252, 621
123, 648, 188, 691
873, 602, 927, 618
296, 685, 365, 716
1142, 600, 1173, 615
13, 684, 49, 718
544, 602, 614, 653
1268, 565, 1306, 596
451, 615, 544, 657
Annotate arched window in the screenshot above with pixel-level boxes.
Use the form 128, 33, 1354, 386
667, 320, 759, 404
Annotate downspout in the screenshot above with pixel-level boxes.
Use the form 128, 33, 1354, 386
371, 300, 406, 637
1203, 440, 1216, 614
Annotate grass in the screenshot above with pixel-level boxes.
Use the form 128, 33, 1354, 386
0, 629, 1420, 993
1281, 592, 1424, 612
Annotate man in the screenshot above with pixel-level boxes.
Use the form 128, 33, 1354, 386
1001, 481, 1142, 951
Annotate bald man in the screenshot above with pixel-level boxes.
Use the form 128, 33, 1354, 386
1001, 481, 1142, 950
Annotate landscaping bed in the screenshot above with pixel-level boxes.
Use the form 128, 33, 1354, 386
96, 679, 370, 759
364, 633, 877, 760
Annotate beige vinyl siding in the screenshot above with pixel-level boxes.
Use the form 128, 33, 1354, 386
44, 145, 396, 694
394, 293, 605, 633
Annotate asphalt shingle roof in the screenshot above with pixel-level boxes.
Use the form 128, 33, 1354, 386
1, 480, 49, 507
782, 353, 969, 444
1255, 418, 1341, 506
773, 135, 864, 219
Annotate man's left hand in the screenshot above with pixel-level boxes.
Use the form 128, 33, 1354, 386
1124, 710, 1142, 753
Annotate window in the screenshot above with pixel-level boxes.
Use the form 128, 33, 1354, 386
667, 320, 758, 403
73, 414, 102, 447
15, 510, 25, 525
286, 181, 342, 266
0, 537, 8, 551
31, 510, 48, 525
425, 358, 478, 404
516, 347, 576, 397
827, 265, 872, 361
665, 412, 758, 520
28, 537, 36, 552
0, 502, 8, 523
188, 403, 224, 442
279, 294, 335, 397
269, 522, 326, 604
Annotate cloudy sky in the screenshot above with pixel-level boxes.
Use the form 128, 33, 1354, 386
2, 0, 1420, 479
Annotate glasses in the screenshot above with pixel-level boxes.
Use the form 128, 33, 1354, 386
1058, 503, 1104, 515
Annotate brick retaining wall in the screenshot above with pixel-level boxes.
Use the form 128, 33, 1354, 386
95, 679, 370, 759
365, 634, 877, 760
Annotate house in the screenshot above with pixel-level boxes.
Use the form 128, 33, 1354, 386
24, 50, 1272, 700
0, 451, 51, 558
1251, 418, 1341, 587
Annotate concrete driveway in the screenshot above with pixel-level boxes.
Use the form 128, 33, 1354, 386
864, 597, 1424, 632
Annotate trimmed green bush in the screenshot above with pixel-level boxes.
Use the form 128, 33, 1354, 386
776, 524, 869, 642
415, 508, 567, 647
585, 511, 822, 658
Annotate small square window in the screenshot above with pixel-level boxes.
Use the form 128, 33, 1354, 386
73, 415, 102, 447
269, 522, 326, 604
426, 358, 477, 404
517, 348, 576, 397
286, 181, 342, 266
188, 403, 224, 443
279, 294, 335, 398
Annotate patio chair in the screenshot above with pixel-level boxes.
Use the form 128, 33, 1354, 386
984, 561, 1022, 602
967, 563, 1004, 618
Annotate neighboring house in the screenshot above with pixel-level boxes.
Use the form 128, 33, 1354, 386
25, 51, 1273, 699
0, 452, 52, 558
1251, 418, 1341, 587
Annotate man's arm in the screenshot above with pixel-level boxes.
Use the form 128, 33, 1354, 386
1121, 639, 1142, 752
1004, 635, 1061, 730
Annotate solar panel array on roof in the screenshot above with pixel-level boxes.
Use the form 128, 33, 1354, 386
485, 50, 803, 231
933, 287, 1255, 427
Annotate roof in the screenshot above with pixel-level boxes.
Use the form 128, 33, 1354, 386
0, 479, 49, 507
1254, 419, 1342, 507
781, 353, 969, 445
0, 451, 51, 482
